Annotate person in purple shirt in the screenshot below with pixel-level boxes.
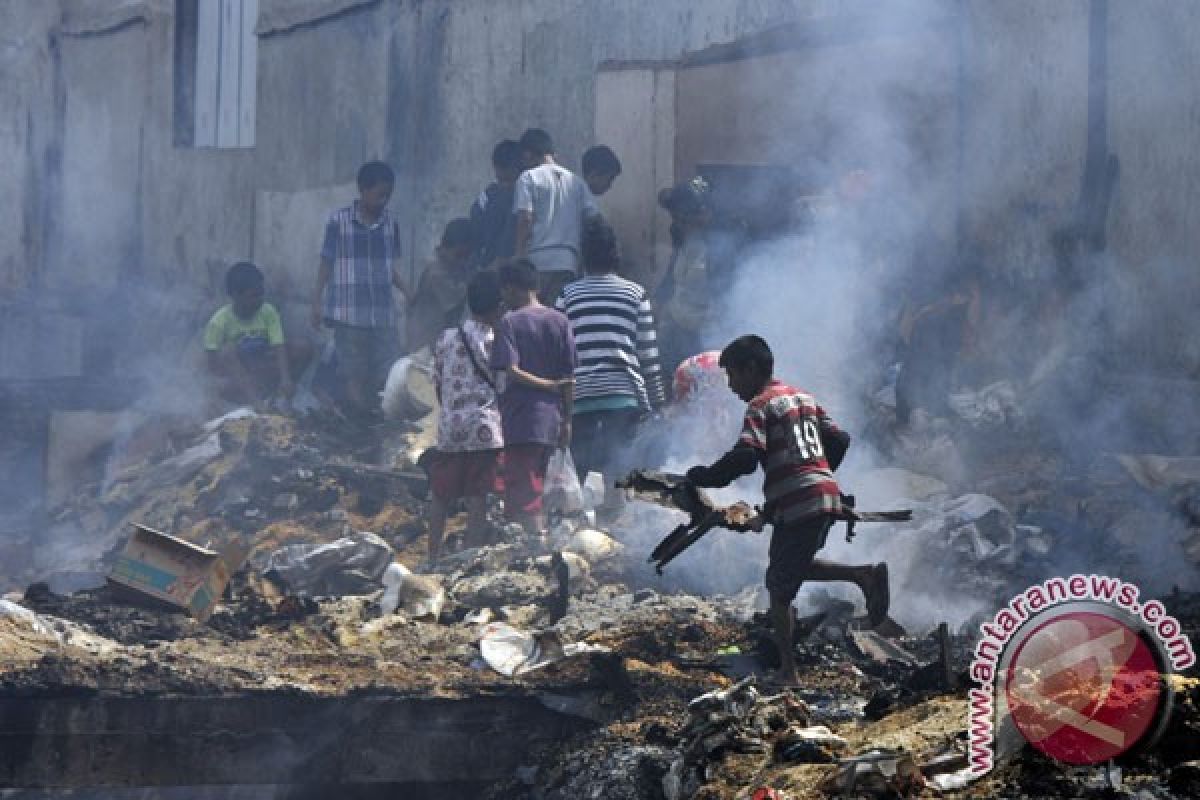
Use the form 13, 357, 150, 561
490, 259, 577, 533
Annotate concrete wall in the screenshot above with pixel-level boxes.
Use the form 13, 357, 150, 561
594, 66, 676, 286
1107, 0, 1200, 372
248, 0, 831, 293
5, 0, 1200, 375
959, 0, 1090, 282
0, 2, 60, 294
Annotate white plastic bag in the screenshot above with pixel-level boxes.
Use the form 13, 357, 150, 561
543, 448, 584, 514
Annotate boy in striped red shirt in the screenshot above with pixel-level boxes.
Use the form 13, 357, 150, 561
686, 335, 889, 685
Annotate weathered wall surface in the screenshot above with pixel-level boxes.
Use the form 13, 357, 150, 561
4, 0, 1200, 373
959, 0, 1090, 282
0, 2, 60, 294
246, 0, 834, 293
1106, 0, 1200, 372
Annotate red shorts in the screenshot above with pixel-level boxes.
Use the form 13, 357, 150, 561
429, 449, 501, 501
502, 443, 552, 516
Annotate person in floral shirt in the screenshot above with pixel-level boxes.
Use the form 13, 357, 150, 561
427, 271, 505, 559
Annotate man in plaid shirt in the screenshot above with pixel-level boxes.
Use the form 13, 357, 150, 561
687, 335, 889, 685
311, 161, 408, 418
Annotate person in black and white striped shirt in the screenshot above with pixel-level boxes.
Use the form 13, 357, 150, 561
555, 216, 666, 484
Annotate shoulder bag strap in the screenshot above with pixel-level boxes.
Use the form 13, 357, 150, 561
457, 325, 496, 390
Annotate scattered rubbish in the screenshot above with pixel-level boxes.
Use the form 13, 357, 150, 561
926, 767, 979, 791
535, 551, 591, 590
153, 432, 223, 487
1169, 761, 1200, 797
478, 622, 609, 676
272, 492, 300, 510
776, 725, 848, 763
452, 569, 555, 609
819, 748, 923, 797
565, 528, 622, 563
544, 448, 585, 514
750, 789, 789, 800
848, 629, 918, 666
0, 598, 57, 639
380, 562, 445, 619
264, 531, 394, 597
381, 355, 436, 420
582, 470, 606, 510
941, 493, 1013, 539
464, 607, 494, 625
688, 675, 760, 716
202, 407, 257, 433
108, 524, 248, 621
663, 676, 812, 799
1115, 453, 1200, 493
948, 380, 1019, 427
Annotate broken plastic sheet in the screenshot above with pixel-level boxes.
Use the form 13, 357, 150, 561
948, 380, 1019, 427
264, 531, 394, 597
478, 622, 609, 677
1116, 453, 1200, 493
0, 599, 57, 640
819, 748, 923, 797
202, 407, 257, 433
927, 767, 981, 791
379, 562, 445, 619
144, 431, 223, 490
564, 528, 622, 563
544, 449, 585, 515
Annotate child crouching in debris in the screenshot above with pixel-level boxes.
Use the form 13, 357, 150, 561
427, 271, 505, 560
684, 335, 889, 685
204, 261, 294, 410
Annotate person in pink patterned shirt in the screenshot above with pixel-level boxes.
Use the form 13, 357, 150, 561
427, 271, 505, 559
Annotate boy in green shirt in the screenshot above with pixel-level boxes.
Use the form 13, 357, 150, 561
204, 261, 293, 408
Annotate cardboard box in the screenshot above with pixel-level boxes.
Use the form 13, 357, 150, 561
108, 524, 247, 621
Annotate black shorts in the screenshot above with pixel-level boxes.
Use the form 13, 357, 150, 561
765, 515, 833, 603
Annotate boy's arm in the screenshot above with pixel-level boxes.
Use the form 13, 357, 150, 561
311, 258, 332, 328
390, 222, 409, 300
514, 211, 533, 257
686, 446, 759, 488
504, 364, 569, 393
688, 402, 766, 486
817, 409, 850, 471
391, 266, 409, 300
513, 173, 534, 256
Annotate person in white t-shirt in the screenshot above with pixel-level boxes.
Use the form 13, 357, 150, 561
513, 128, 600, 304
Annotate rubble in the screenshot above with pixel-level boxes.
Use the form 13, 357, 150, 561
479, 622, 611, 677
380, 562, 446, 618
263, 530, 394, 596
3, 404, 1197, 798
